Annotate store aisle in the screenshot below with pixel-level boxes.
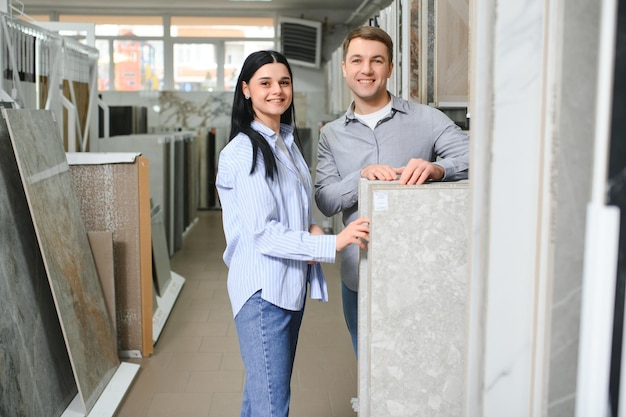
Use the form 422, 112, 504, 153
116, 210, 357, 417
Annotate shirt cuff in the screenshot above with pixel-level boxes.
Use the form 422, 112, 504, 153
315, 234, 337, 263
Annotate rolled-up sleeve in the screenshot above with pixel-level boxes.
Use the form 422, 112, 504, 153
315, 129, 362, 218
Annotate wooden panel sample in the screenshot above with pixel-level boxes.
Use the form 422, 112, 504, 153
435, 0, 470, 104
137, 154, 153, 355
1, 109, 119, 413
87, 230, 117, 344
0, 112, 77, 417
68, 152, 154, 357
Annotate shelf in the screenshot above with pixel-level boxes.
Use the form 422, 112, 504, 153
61, 362, 140, 417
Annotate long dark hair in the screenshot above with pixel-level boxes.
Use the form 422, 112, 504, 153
229, 50, 300, 180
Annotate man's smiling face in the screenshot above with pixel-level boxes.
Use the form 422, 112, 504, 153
342, 37, 393, 111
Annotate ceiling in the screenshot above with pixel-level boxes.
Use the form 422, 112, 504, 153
17, 0, 393, 61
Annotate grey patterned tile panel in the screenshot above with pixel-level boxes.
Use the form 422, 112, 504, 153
2, 109, 119, 413
0, 111, 77, 417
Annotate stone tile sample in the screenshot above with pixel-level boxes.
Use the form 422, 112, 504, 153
1, 109, 119, 413
158, 91, 233, 129
358, 180, 469, 417
0, 111, 77, 417
98, 135, 173, 251
151, 204, 172, 296
67, 152, 153, 357
87, 230, 117, 345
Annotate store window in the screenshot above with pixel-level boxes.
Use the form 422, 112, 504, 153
56, 15, 275, 92
170, 17, 274, 91
224, 40, 275, 91
173, 43, 217, 91
170, 17, 274, 38
59, 15, 164, 91
59, 15, 164, 37
113, 39, 163, 91
95, 39, 110, 90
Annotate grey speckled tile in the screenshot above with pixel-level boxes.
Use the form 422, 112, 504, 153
358, 180, 469, 417
2, 109, 119, 413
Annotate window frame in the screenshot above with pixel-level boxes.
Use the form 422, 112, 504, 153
54, 14, 277, 91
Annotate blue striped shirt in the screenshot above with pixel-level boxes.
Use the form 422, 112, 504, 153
216, 121, 336, 317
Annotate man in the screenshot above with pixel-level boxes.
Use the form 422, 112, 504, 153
315, 26, 469, 357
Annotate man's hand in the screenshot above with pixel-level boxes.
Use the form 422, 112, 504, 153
360, 164, 398, 181
396, 158, 444, 185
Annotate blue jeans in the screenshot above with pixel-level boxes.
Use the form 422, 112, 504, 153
234, 290, 304, 417
342, 281, 358, 358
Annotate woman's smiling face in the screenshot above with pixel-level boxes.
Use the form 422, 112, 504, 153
242, 62, 293, 128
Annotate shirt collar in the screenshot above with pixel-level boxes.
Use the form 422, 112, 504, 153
343, 92, 407, 124
251, 120, 295, 146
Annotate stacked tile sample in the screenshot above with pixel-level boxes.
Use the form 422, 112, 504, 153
67, 152, 153, 357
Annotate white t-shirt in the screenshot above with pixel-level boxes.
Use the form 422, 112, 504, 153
354, 101, 393, 130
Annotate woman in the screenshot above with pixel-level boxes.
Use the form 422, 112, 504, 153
216, 50, 370, 417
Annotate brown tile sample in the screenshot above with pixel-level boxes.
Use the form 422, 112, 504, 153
68, 153, 154, 356
87, 230, 117, 345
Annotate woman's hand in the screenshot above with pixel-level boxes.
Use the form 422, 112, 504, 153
309, 224, 325, 236
336, 217, 370, 252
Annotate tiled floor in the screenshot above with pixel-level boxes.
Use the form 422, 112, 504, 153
116, 210, 358, 417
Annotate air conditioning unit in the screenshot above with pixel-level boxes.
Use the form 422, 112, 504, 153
278, 17, 322, 69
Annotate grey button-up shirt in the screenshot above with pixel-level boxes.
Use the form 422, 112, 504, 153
314, 93, 469, 290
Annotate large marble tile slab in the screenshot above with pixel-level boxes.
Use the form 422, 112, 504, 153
2, 109, 119, 413
67, 152, 154, 357
0, 114, 77, 417
358, 180, 469, 417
